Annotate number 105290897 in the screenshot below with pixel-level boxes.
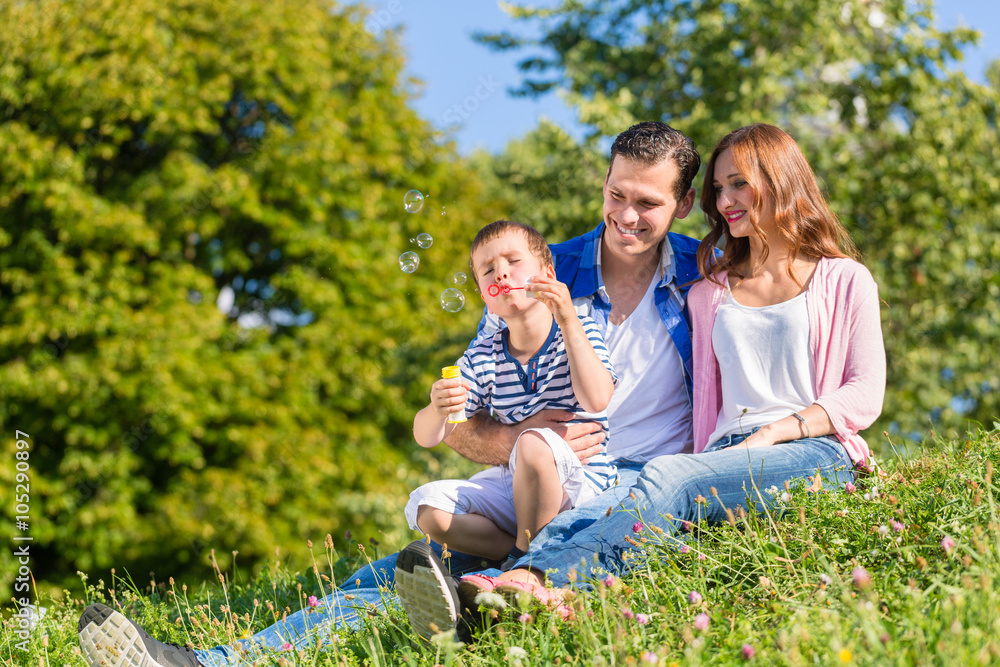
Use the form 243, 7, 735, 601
14, 431, 31, 531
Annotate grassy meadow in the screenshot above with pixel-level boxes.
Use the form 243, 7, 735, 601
5, 426, 1000, 666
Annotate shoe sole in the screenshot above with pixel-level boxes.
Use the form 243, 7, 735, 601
79, 607, 166, 667
394, 541, 460, 642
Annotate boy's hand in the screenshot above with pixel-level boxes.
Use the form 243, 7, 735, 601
529, 276, 577, 326
429, 377, 468, 419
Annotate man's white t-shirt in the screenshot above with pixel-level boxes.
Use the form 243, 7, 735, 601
599, 271, 693, 462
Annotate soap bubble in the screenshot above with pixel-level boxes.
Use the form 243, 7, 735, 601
404, 190, 424, 214
440, 288, 465, 312
453, 272, 467, 285
441, 207, 447, 216
399, 251, 419, 273
416, 232, 433, 249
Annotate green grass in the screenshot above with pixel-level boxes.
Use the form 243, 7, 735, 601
6, 427, 1000, 666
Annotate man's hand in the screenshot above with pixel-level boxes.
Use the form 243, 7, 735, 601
518, 409, 606, 464
444, 410, 606, 466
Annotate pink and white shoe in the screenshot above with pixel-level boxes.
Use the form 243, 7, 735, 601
458, 574, 571, 619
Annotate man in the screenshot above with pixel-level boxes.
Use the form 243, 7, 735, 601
76, 121, 703, 666
394, 120, 703, 637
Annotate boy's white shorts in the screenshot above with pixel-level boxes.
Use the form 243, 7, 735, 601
404, 427, 601, 534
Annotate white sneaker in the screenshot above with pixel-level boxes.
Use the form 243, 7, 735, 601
78, 603, 204, 667
394, 540, 462, 642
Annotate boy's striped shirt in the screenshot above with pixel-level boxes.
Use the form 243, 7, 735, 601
458, 315, 618, 491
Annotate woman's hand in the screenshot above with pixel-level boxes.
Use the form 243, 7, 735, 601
736, 406, 834, 448
738, 426, 780, 448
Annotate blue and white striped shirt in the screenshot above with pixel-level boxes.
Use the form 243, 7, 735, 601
458, 315, 619, 492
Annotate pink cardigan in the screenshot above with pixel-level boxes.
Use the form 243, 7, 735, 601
688, 257, 886, 463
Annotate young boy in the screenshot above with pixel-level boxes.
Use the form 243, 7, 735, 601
406, 220, 618, 569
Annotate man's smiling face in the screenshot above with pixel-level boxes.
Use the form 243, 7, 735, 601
601, 155, 694, 262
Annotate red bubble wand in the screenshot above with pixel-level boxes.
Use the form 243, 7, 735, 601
486, 284, 525, 297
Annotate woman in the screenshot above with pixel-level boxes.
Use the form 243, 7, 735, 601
691, 122, 885, 461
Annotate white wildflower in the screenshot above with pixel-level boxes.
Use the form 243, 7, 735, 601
474, 591, 507, 609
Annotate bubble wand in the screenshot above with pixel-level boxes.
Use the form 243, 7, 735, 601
486, 284, 524, 297
486, 277, 540, 298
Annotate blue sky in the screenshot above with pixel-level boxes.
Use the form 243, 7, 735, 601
368, 0, 999, 155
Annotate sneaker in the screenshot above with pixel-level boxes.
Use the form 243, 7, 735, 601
78, 603, 204, 667
394, 540, 462, 642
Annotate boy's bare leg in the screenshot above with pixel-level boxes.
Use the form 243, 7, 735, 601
416, 506, 514, 561
512, 430, 568, 552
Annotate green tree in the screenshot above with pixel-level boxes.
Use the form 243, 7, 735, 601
478, 0, 1000, 443
469, 119, 606, 243
0, 0, 487, 596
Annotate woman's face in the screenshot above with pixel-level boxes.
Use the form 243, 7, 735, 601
711, 148, 772, 240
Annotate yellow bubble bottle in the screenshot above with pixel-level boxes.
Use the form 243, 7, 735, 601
441, 366, 467, 424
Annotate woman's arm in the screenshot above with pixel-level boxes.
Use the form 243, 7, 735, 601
742, 404, 834, 448
743, 264, 886, 448
813, 279, 886, 440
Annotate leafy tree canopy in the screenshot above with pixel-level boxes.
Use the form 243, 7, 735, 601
0, 0, 488, 596
469, 119, 606, 243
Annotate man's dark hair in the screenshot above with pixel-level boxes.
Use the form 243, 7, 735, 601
609, 121, 701, 202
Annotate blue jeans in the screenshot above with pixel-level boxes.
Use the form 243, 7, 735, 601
195, 439, 849, 663
507, 434, 853, 587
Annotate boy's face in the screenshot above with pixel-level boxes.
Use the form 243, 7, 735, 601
472, 230, 554, 318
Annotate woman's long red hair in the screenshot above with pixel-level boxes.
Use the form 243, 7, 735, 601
697, 124, 859, 286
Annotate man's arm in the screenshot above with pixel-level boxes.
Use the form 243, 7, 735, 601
441, 412, 515, 465
443, 409, 609, 466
